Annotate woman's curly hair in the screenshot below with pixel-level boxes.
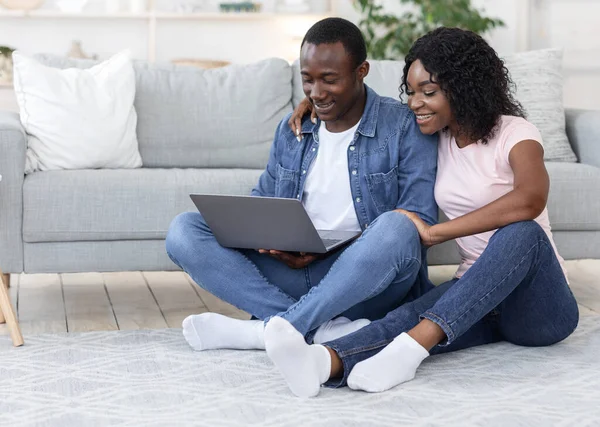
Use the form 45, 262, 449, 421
400, 27, 525, 144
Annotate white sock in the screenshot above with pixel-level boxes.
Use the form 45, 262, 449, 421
347, 332, 429, 393
182, 313, 265, 351
313, 317, 372, 344
264, 316, 331, 398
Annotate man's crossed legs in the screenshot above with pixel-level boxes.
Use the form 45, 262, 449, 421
165, 210, 422, 350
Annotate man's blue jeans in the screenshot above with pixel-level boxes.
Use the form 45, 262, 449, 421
166, 210, 423, 339
324, 221, 580, 387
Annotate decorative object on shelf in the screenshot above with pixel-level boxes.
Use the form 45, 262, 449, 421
172, 58, 230, 69
56, 0, 89, 13
276, 0, 308, 13
0, 46, 15, 86
0, 0, 44, 10
66, 40, 97, 60
354, 0, 504, 60
219, 2, 262, 13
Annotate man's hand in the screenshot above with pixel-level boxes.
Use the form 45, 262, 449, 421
258, 249, 318, 269
288, 97, 317, 141
394, 208, 438, 247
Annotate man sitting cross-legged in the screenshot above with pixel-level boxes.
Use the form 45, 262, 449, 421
165, 17, 438, 351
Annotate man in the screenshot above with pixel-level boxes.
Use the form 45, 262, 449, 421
165, 17, 437, 351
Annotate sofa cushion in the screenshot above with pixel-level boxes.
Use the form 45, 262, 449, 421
546, 162, 600, 231
33, 55, 293, 169
23, 169, 263, 243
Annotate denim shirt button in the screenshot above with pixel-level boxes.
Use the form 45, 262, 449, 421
312, 147, 316, 152
349, 146, 355, 151
364, 223, 369, 228
302, 170, 306, 174
297, 194, 300, 199
356, 197, 361, 203
352, 170, 357, 175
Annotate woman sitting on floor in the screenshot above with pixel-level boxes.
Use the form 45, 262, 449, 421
267, 26, 579, 398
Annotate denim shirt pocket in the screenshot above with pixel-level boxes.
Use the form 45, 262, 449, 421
366, 166, 399, 215
275, 163, 299, 198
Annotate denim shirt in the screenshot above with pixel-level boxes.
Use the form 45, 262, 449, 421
252, 85, 438, 229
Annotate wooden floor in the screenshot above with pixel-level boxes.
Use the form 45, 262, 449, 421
1, 260, 599, 337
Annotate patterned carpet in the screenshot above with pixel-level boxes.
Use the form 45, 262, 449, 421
1, 316, 600, 427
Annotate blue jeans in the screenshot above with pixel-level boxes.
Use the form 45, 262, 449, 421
166, 210, 423, 339
324, 221, 580, 387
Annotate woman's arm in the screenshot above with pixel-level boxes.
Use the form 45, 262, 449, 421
398, 140, 549, 246
288, 97, 316, 140
429, 140, 549, 245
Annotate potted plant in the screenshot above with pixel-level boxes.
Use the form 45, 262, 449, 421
353, 0, 504, 59
0, 46, 15, 86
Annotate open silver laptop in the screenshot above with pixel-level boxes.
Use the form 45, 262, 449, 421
190, 194, 361, 254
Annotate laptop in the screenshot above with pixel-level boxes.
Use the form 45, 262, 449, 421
189, 194, 361, 254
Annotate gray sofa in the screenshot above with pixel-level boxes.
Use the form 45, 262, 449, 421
1, 56, 599, 275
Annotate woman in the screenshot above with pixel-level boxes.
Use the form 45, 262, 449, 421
264, 27, 579, 398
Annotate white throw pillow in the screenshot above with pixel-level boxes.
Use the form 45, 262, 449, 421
13, 50, 142, 174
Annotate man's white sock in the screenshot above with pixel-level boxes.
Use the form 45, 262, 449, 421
313, 317, 371, 344
347, 332, 429, 393
265, 316, 331, 398
182, 313, 265, 351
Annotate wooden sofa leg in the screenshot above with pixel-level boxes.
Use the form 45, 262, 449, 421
0, 270, 23, 346
2, 273, 9, 288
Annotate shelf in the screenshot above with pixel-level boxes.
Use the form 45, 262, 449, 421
0, 10, 149, 18
0, 10, 331, 20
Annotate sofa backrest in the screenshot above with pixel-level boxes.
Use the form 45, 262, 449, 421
293, 49, 576, 163
34, 55, 293, 169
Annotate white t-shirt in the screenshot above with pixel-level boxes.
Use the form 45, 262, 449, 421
434, 115, 567, 279
302, 120, 361, 232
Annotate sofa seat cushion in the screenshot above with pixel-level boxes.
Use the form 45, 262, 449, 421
23, 168, 263, 243
546, 162, 600, 231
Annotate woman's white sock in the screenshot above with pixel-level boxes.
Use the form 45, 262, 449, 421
347, 332, 429, 393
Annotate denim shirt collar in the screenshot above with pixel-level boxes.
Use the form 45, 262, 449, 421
300, 84, 380, 138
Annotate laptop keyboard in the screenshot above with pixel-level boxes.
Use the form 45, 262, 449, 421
321, 238, 343, 247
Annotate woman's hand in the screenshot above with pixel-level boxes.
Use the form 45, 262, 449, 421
394, 208, 437, 247
288, 97, 317, 141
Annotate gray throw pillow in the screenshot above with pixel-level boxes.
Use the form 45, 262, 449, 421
502, 48, 576, 162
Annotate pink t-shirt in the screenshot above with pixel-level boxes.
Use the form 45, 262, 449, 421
435, 115, 567, 279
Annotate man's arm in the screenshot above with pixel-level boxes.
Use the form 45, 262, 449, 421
395, 112, 439, 226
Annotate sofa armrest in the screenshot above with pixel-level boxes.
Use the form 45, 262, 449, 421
565, 108, 600, 169
0, 112, 25, 273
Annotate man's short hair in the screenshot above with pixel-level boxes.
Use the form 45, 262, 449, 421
301, 17, 367, 68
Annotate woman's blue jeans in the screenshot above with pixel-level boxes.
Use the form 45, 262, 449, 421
324, 221, 580, 387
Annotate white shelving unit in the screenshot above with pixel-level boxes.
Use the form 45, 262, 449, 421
0, 2, 337, 62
